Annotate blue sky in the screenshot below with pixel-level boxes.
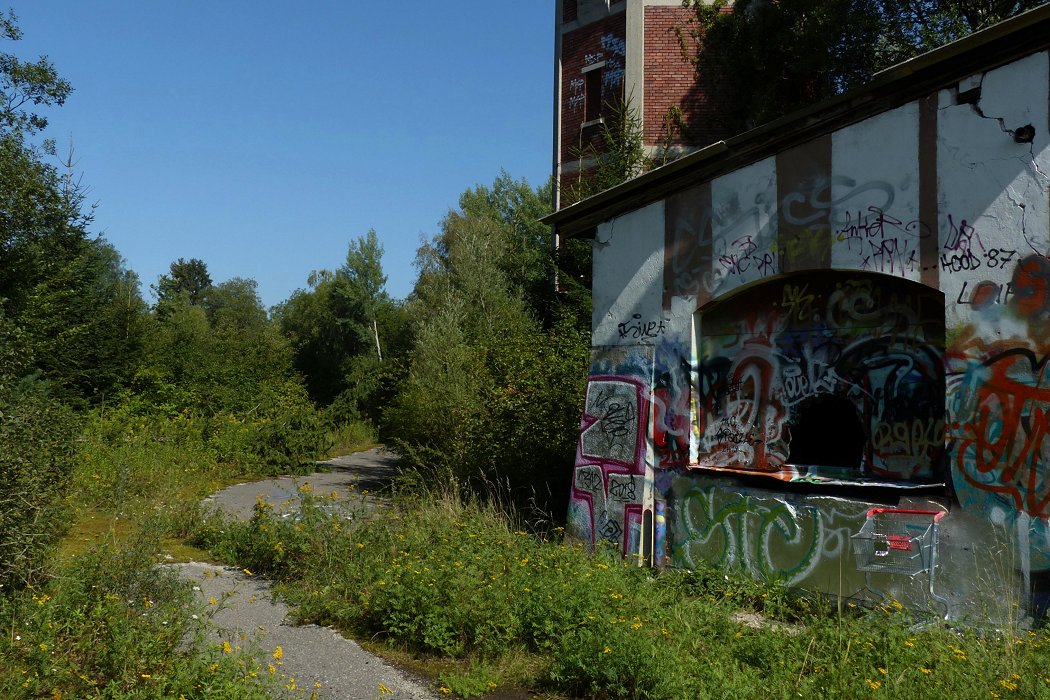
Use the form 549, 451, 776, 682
10, 2, 554, 308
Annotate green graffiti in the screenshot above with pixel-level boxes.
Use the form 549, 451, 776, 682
674, 486, 825, 584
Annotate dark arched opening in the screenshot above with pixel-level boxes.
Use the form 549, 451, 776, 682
787, 394, 866, 469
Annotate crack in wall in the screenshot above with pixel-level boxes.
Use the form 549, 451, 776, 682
958, 73, 1049, 257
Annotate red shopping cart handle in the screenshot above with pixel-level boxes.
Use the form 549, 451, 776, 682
866, 507, 946, 522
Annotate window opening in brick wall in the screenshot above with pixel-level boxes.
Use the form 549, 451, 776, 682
787, 394, 866, 469
585, 67, 603, 122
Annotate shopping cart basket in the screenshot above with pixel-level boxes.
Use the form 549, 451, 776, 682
852, 508, 946, 576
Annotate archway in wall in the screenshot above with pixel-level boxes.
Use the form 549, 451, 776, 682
694, 270, 946, 483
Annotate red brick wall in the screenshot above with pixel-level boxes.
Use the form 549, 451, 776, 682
643, 5, 730, 151
560, 12, 627, 168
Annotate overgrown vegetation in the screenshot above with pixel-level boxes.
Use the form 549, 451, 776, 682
12, 3, 1049, 697
0, 8, 587, 694
684, 0, 1050, 134
1, 530, 276, 700
567, 98, 648, 203
198, 485, 1050, 699
0, 13, 340, 696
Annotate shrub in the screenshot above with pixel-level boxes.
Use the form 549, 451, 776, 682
249, 379, 329, 474
0, 318, 79, 590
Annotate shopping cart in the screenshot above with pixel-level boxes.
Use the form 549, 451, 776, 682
851, 507, 949, 618
852, 508, 946, 575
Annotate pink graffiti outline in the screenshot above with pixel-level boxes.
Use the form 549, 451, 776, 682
572, 375, 650, 554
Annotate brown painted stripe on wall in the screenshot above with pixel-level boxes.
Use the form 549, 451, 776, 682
776, 135, 832, 273
919, 93, 940, 289
663, 181, 713, 311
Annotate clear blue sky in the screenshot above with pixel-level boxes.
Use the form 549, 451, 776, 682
10, 2, 554, 308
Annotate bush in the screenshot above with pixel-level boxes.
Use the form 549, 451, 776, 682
249, 379, 329, 473
0, 318, 79, 590
384, 318, 588, 517
200, 489, 1050, 699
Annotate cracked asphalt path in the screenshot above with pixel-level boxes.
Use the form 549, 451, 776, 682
172, 448, 436, 700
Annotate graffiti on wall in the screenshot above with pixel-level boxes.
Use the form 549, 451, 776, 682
667, 477, 872, 585
652, 339, 692, 469
665, 176, 935, 305
568, 78, 586, 113
599, 34, 625, 92
949, 350, 1050, 517
835, 206, 926, 276
696, 272, 946, 481
567, 33, 625, 115
946, 251, 1050, 566
570, 375, 648, 554
955, 253, 1050, 327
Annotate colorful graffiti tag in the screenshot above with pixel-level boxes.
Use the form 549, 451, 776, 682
570, 375, 648, 554
696, 272, 946, 481
668, 478, 871, 585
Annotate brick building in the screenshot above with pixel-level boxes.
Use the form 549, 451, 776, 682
553, 0, 728, 209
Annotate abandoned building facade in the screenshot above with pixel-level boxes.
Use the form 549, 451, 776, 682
549, 6, 1050, 621
553, 0, 727, 207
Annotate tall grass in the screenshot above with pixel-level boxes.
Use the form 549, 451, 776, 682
199, 484, 1050, 699
0, 403, 326, 699
324, 418, 379, 458
0, 525, 276, 699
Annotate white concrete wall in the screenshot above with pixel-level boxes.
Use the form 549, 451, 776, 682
938, 52, 1050, 329
829, 104, 922, 280
592, 200, 668, 346
709, 157, 779, 298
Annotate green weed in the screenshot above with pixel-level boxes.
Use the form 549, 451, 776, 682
325, 418, 379, 458
197, 483, 1050, 699
0, 527, 275, 699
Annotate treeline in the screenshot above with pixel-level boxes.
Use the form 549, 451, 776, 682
0, 14, 592, 593
276, 174, 592, 511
